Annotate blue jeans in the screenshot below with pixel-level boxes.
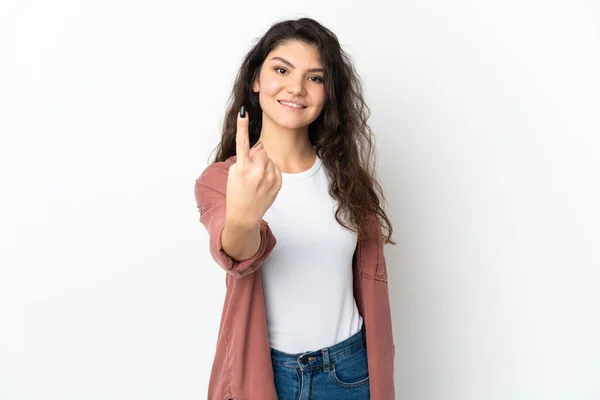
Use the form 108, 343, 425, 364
270, 323, 370, 399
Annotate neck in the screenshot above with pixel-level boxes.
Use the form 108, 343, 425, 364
255, 114, 316, 174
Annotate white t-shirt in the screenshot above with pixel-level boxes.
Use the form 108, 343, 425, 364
260, 153, 363, 354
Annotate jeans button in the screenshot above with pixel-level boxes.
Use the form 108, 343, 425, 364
300, 355, 309, 365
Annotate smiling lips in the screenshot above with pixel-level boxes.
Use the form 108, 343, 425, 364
278, 100, 307, 110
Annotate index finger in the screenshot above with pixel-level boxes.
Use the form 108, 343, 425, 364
236, 106, 250, 165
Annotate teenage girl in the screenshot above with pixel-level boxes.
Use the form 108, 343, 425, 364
195, 17, 396, 400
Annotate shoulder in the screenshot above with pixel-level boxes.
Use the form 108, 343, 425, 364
194, 155, 237, 195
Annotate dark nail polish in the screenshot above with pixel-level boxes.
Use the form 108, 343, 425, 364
240, 105, 246, 118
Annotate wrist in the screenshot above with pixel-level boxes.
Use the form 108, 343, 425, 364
225, 214, 260, 231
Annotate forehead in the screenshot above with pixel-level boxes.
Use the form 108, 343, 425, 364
266, 40, 322, 67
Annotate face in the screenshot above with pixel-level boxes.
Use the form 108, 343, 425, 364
253, 40, 326, 130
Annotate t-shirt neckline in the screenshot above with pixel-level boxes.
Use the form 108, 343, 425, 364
281, 155, 322, 180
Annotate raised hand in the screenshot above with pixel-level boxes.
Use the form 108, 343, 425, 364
225, 106, 282, 228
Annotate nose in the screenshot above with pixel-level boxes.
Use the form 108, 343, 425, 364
286, 75, 306, 96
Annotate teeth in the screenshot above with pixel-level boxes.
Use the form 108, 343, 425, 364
280, 101, 304, 109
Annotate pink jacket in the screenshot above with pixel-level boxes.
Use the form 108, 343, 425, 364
194, 155, 396, 399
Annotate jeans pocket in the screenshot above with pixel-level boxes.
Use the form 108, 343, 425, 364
329, 348, 370, 388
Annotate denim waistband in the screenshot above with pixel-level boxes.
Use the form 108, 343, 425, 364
269, 323, 366, 372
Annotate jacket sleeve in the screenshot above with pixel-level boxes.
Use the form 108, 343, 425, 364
194, 164, 276, 278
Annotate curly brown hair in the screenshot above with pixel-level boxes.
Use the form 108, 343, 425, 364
209, 17, 395, 245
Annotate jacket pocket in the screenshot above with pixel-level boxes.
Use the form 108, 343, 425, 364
363, 263, 388, 282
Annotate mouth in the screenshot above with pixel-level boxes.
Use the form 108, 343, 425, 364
278, 100, 307, 110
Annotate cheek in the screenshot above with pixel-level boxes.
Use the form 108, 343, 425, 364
259, 75, 284, 96
313, 88, 327, 109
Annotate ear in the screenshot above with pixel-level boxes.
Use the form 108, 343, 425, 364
253, 79, 259, 93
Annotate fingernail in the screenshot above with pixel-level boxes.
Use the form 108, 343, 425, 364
240, 105, 246, 118
253, 141, 262, 149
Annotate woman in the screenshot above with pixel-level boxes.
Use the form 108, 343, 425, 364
195, 17, 396, 400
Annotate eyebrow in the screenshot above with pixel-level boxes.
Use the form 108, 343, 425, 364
269, 56, 324, 73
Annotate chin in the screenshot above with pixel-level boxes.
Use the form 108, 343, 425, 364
262, 110, 314, 130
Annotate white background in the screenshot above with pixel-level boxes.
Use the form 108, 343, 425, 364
1, 1, 599, 399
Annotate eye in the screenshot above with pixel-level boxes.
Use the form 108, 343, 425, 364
274, 67, 287, 75
309, 76, 324, 84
